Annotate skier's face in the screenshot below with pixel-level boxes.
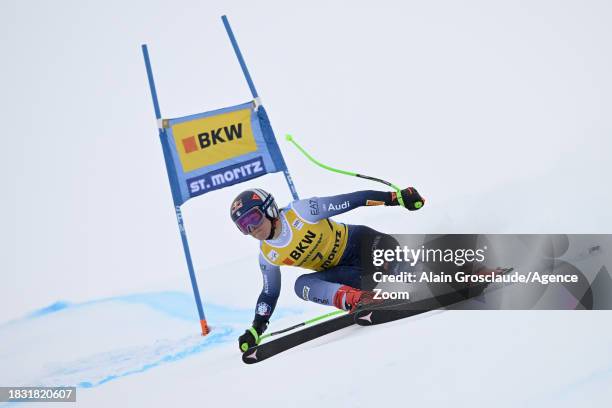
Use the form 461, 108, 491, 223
249, 217, 272, 240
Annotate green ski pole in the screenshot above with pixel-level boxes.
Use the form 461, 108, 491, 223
240, 310, 347, 351
258, 309, 346, 343
285, 134, 423, 209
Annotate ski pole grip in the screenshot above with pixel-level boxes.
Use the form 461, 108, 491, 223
395, 189, 405, 208
395, 188, 424, 210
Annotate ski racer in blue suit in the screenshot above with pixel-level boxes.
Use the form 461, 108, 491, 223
230, 187, 425, 351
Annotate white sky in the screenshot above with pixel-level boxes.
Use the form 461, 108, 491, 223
2, 0, 611, 323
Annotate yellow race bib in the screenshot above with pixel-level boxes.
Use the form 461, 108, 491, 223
260, 208, 348, 271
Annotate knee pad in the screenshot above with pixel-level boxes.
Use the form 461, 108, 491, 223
294, 274, 311, 301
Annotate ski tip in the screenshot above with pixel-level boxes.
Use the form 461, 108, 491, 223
285, 134, 293, 141
242, 348, 259, 364
356, 311, 373, 325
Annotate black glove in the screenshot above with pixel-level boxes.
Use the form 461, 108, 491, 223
238, 320, 268, 352
387, 187, 425, 211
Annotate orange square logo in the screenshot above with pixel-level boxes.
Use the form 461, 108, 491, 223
182, 136, 198, 153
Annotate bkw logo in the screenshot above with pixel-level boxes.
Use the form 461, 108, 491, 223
182, 123, 243, 154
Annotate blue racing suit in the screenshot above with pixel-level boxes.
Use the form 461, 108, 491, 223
252, 190, 399, 327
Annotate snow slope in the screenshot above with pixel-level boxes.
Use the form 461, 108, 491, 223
2, 234, 611, 407
2, 290, 611, 407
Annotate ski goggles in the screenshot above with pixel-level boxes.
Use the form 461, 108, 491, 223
234, 206, 266, 235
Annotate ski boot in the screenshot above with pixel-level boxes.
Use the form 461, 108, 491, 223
333, 285, 383, 313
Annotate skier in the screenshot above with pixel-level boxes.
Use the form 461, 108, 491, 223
230, 187, 425, 351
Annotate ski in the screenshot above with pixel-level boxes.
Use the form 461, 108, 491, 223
354, 267, 515, 326
354, 287, 477, 326
242, 268, 515, 363
242, 312, 354, 364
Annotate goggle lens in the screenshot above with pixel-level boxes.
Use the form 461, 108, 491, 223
235, 207, 265, 234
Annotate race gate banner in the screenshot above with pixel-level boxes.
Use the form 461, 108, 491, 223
159, 101, 288, 205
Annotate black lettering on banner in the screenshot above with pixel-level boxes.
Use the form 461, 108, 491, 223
225, 124, 243, 141
198, 132, 210, 148
211, 128, 225, 144
196, 123, 242, 150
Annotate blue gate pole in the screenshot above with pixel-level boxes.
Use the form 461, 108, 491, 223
221, 15, 300, 200
141, 44, 210, 336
